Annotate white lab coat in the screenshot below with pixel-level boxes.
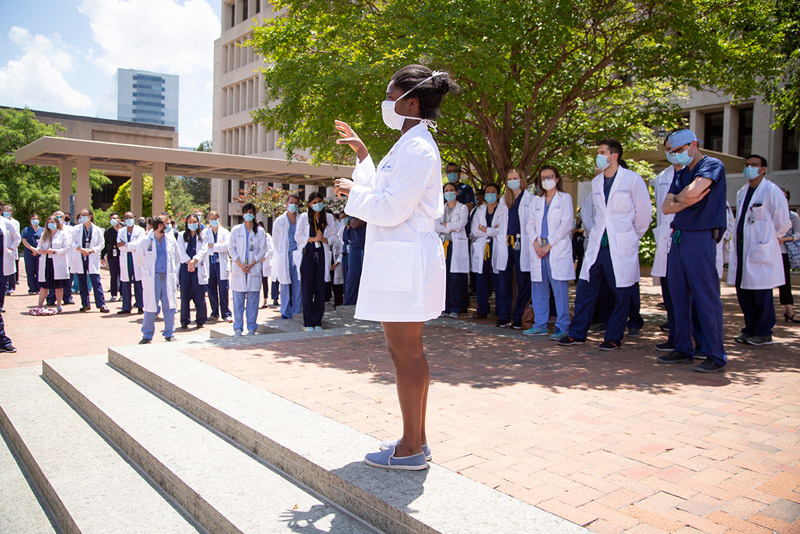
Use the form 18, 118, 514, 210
526, 191, 575, 282
294, 211, 337, 282
203, 226, 231, 281
228, 224, 267, 292
496, 190, 534, 273
36, 228, 70, 280
134, 232, 180, 313
271, 212, 297, 285
178, 231, 209, 285
469, 203, 505, 274
70, 223, 105, 275
6, 217, 20, 263
261, 232, 274, 279
716, 202, 735, 279
344, 122, 446, 322
581, 167, 652, 288
331, 233, 344, 285
117, 226, 146, 282
435, 201, 470, 274
651, 166, 678, 278
727, 178, 791, 290
1, 217, 20, 277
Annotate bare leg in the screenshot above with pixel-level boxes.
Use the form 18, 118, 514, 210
37, 288, 47, 307
382, 321, 428, 458
55, 288, 63, 309
786, 304, 795, 318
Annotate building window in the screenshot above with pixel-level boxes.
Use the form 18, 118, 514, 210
255, 0, 260, 13
229, 3, 235, 29
737, 108, 753, 158
704, 111, 724, 153
781, 126, 799, 170
242, 0, 249, 21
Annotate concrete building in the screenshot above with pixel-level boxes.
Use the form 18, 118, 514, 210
98, 69, 179, 130
14, 108, 178, 212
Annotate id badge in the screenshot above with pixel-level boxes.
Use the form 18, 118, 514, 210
147, 240, 153, 252
514, 235, 521, 251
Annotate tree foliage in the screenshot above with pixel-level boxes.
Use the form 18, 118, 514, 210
249, 0, 788, 186
765, 0, 800, 129
0, 107, 110, 225
111, 175, 173, 217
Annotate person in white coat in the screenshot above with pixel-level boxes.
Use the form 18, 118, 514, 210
470, 183, 502, 319
117, 212, 146, 314
523, 165, 574, 340
229, 203, 267, 336
34, 215, 70, 313
2, 204, 20, 294
435, 182, 469, 317
334, 65, 457, 471
260, 224, 274, 308
135, 215, 180, 344
204, 211, 232, 322
496, 168, 533, 328
295, 192, 337, 331
778, 189, 800, 323
559, 139, 652, 350
728, 154, 791, 346
73, 208, 108, 313
272, 195, 302, 319
0, 214, 20, 312
178, 214, 208, 329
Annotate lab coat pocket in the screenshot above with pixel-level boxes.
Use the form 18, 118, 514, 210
616, 230, 639, 256
367, 240, 415, 292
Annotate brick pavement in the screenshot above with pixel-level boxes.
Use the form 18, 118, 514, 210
4, 267, 800, 533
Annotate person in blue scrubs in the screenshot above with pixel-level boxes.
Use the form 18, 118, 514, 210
139, 215, 178, 344
21, 214, 44, 294
343, 216, 366, 305
445, 163, 475, 212
658, 129, 727, 373
278, 195, 303, 319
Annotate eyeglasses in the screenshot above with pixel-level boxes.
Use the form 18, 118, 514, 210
540, 174, 557, 181
667, 144, 690, 156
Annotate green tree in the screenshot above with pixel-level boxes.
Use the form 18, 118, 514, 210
249, 0, 788, 185
766, 0, 800, 129
111, 175, 173, 217
0, 107, 110, 225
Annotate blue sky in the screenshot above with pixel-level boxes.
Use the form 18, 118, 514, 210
0, 0, 224, 148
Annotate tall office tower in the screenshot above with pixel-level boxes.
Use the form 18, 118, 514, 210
98, 68, 179, 130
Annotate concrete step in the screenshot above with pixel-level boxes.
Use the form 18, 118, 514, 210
0, 366, 199, 534
0, 419, 56, 534
110, 346, 588, 534
43, 355, 377, 534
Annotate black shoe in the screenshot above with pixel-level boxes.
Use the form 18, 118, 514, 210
197, 323, 205, 328
745, 335, 773, 346
734, 332, 751, 344
598, 340, 620, 351
0, 345, 17, 353
138, 338, 151, 345
558, 336, 585, 346
510, 323, 522, 330
496, 320, 509, 328
99, 306, 110, 313
137, 308, 144, 314
694, 352, 707, 360
80, 306, 90, 312
117, 309, 131, 315
590, 323, 606, 334
165, 336, 177, 342
659, 322, 669, 332
627, 328, 640, 337
657, 350, 693, 364
695, 359, 726, 373
655, 341, 674, 352
181, 324, 189, 330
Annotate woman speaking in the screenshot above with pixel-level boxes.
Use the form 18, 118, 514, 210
334, 64, 458, 471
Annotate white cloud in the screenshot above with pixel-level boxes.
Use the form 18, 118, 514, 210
0, 26, 94, 112
79, 0, 220, 146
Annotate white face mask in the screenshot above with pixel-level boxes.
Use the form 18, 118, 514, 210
381, 73, 442, 131
541, 179, 557, 191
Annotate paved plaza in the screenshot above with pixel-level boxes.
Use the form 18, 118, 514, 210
3, 268, 800, 533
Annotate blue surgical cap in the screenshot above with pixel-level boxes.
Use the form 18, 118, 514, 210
667, 129, 698, 148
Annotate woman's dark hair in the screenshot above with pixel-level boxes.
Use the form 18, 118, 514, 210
443, 182, 457, 193
537, 165, 564, 195
307, 191, 328, 233
241, 203, 257, 214
391, 64, 460, 120
183, 213, 204, 242
484, 182, 500, 194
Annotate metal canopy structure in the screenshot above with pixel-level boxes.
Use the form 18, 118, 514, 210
15, 136, 354, 184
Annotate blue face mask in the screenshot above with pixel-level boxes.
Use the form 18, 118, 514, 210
674, 148, 692, 167
110, 218, 119, 227
210, 219, 220, 227
446, 172, 459, 183
743, 165, 760, 180
484, 192, 498, 204
444, 191, 456, 202
188, 223, 199, 232
287, 204, 298, 213
507, 179, 521, 191
31, 219, 39, 227
79, 216, 90, 224
47, 222, 57, 231
125, 218, 135, 227
165, 224, 172, 232
2, 212, 10, 218
311, 203, 325, 212
596, 154, 611, 171
243, 213, 255, 222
